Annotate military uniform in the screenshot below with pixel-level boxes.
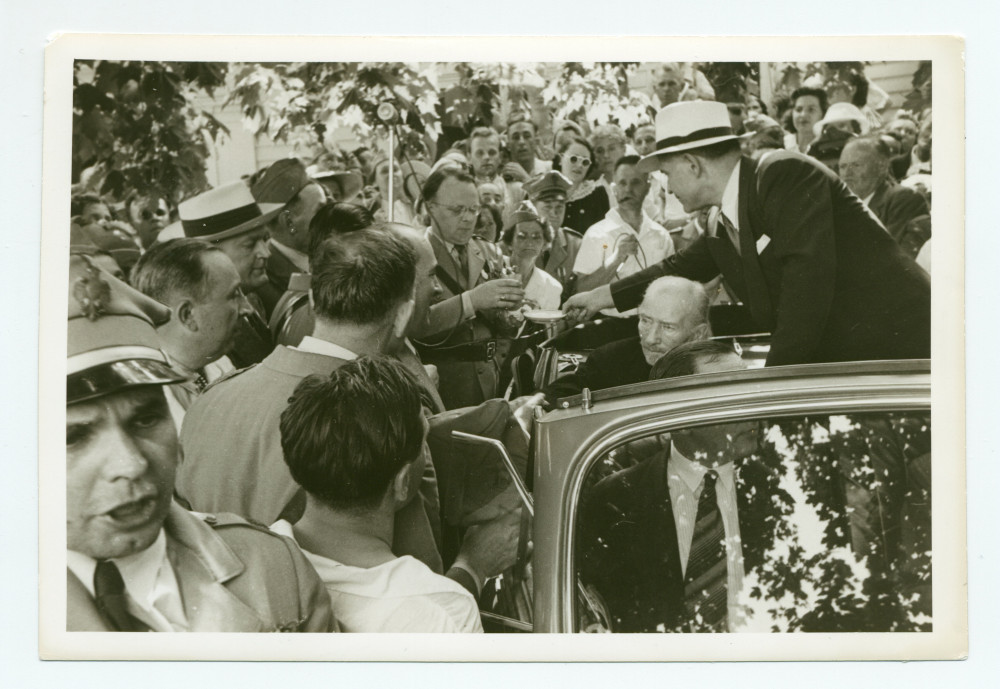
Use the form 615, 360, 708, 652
412, 229, 510, 410
64, 255, 335, 633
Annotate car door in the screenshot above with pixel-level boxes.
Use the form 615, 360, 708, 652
530, 361, 931, 633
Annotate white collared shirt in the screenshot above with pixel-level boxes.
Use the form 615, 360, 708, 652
293, 336, 359, 361
573, 208, 675, 316
666, 444, 746, 631
67, 530, 189, 632
720, 159, 742, 235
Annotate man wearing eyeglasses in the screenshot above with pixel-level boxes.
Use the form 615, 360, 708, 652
412, 166, 525, 410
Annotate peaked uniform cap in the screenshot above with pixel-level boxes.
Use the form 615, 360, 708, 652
178, 181, 282, 242
252, 158, 313, 205
636, 101, 740, 173
524, 171, 572, 201
67, 255, 185, 403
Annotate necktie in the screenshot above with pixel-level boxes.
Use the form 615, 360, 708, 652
94, 560, 149, 632
453, 244, 469, 289
719, 213, 741, 255
683, 470, 728, 632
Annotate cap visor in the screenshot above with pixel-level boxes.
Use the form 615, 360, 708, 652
68, 359, 187, 404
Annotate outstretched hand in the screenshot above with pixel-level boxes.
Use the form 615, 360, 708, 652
562, 284, 614, 323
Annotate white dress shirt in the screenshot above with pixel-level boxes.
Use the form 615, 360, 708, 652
573, 208, 674, 316
293, 336, 358, 360
67, 530, 189, 632
666, 444, 746, 631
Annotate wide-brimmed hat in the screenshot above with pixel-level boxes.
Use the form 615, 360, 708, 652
307, 166, 364, 201
813, 102, 868, 138
178, 181, 282, 242
252, 158, 312, 205
67, 255, 185, 403
637, 101, 740, 173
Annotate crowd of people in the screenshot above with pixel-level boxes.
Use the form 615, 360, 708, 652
65, 62, 932, 634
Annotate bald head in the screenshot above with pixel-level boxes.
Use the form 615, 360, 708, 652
839, 136, 891, 199
637, 277, 712, 365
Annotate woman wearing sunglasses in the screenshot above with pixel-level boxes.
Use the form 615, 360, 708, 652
552, 135, 610, 235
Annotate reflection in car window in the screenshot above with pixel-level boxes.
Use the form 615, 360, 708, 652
575, 412, 931, 633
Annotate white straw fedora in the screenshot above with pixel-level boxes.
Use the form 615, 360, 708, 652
636, 101, 740, 173
178, 181, 283, 242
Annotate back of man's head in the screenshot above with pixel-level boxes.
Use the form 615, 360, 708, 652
131, 237, 220, 305
307, 201, 375, 263
310, 228, 416, 325
280, 356, 425, 513
650, 339, 740, 380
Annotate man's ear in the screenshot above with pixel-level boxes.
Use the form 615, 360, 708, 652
392, 462, 413, 506
175, 299, 198, 332
393, 297, 416, 339
692, 321, 712, 341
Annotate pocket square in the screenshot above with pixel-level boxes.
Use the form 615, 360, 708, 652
756, 235, 771, 253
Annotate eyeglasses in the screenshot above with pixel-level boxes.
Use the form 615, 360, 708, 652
429, 202, 481, 218
566, 155, 591, 167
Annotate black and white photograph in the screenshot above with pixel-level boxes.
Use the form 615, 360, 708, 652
34, 34, 966, 663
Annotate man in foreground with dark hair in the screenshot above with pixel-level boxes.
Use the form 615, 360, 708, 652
565, 101, 930, 366
273, 357, 484, 632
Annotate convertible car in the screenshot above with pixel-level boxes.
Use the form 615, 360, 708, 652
465, 357, 931, 634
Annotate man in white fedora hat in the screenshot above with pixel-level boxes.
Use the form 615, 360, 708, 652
178, 180, 283, 367
564, 101, 930, 366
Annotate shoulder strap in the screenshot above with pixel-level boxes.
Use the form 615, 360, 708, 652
435, 264, 467, 296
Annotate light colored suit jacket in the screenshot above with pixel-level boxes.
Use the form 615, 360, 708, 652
67, 503, 335, 632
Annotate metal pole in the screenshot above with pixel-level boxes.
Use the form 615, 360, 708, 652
387, 125, 395, 222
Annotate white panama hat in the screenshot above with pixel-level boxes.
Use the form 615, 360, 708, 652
178, 181, 283, 242
636, 101, 740, 173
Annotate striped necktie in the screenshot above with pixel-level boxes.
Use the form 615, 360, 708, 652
683, 470, 728, 632
94, 560, 150, 632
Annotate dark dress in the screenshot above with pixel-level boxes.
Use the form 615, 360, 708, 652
564, 185, 611, 234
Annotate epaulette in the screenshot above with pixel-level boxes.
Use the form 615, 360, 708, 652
560, 226, 583, 240
195, 511, 276, 534
201, 363, 258, 393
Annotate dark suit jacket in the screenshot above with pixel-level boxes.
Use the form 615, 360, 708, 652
867, 180, 929, 247
577, 450, 778, 633
256, 245, 301, 320
543, 336, 650, 404
610, 153, 931, 366
227, 292, 275, 369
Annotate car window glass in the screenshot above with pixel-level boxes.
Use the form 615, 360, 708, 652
574, 411, 931, 633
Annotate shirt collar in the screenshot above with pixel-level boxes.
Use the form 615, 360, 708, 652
269, 239, 309, 272
669, 442, 736, 493
67, 528, 168, 600
720, 159, 742, 230
606, 207, 656, 235
294, 336, 359, 361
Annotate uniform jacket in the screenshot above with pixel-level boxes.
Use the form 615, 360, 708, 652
412, 231, 507, 410
537, 226, 583, 299
67, 503, 335, 632
577, 450, 777, 633
177, 346, 442, 573
610, 153, 931, 366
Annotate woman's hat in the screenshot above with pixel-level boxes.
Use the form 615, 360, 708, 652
637, 101, 740, 173
813, 102, 869, 138
178, 181, 283, 242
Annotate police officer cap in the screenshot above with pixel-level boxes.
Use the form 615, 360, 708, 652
524, 171, 572, 202
67, 254, 185, 404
